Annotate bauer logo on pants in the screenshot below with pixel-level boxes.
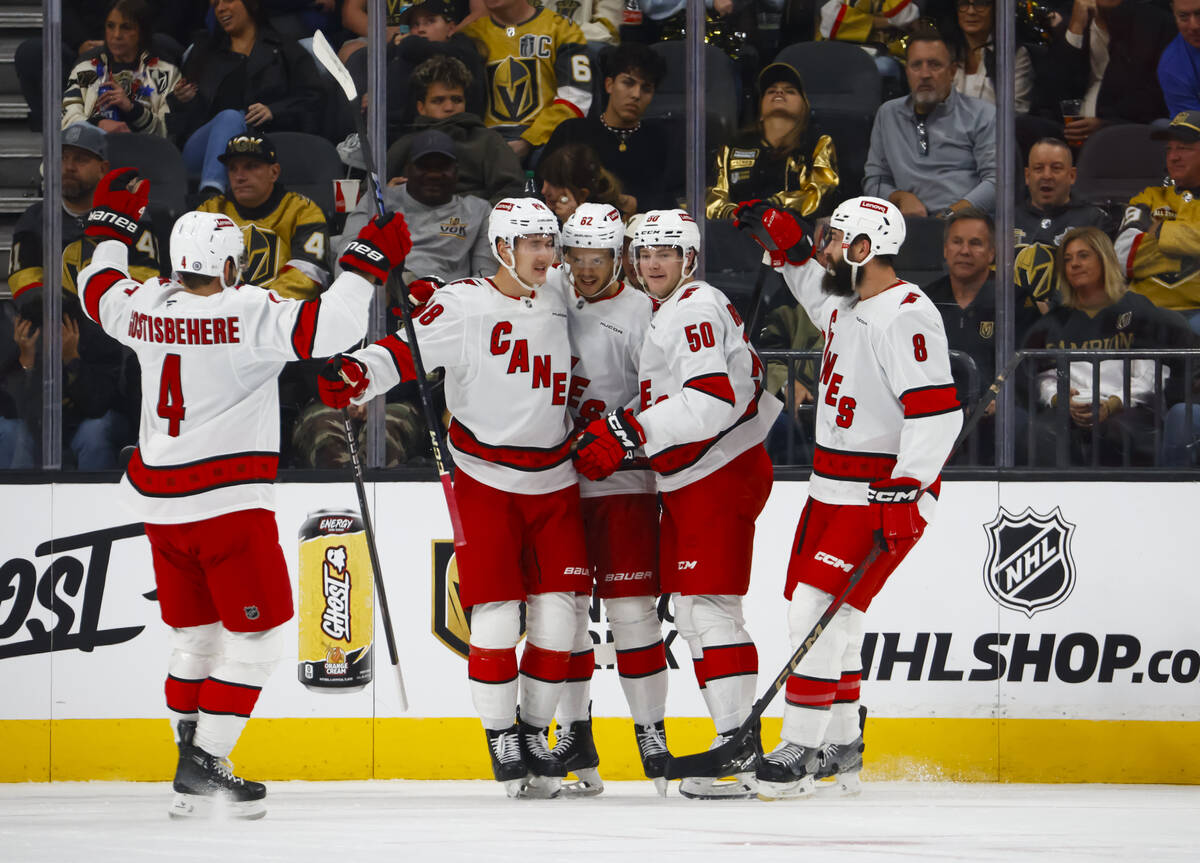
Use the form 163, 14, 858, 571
982, 507, 1076, 618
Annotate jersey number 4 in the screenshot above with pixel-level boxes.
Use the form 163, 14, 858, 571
157, 353, 186, 436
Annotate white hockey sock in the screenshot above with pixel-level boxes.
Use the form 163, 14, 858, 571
780, 585, 859, 747
467, 600, 521, 731
673, 594, 757, 734
165, 623, 222, 726
826, 609, 866, 745
607, 595, 667, 726
555, 594, 595, 726
518, 591, 576, 729
194, 625, 284, 760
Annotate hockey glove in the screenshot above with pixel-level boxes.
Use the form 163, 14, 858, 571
733, 199, 814, 268
339, 212, 413, 283
866, 477, 925, 552
84, 168, 149, 246
573, 409, 646, 481
402, 275, 445, 316
318, 354, 371, 409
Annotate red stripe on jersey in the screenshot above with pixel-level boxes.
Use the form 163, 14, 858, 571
1125, 231, 1145, 280
616, 641, 668, 679
198, 676, 262, 718
691, 657, 706, 689
449, 420, 573, 471
11, 279, 43, 299
884, 0, 913, 18
165, 674, 203, 714
290, 298, 321, 359
785, 674, 836, 710
552, 97, 585, 118
519, 643, 571, 683
829, 2, 847, 37
834, 671, 862, 704
684, 373, 736, 407
82, 268, 124, 325
468, 646, 518, 684
811, 445, 897, 482
126, 448, 278, 497
701, 642, 758, 682
900, 384, 960, 418
379, 334, 417, 382
566, 649, 594, 682
649, 397, 760, 476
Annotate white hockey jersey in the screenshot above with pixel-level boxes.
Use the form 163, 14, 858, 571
781, 258, 962, 515
77, 239, 372, 524
549, 270, 655, 498
352, 277, 577, 495
634, 279, 782, 493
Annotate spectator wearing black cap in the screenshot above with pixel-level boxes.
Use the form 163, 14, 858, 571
196, 132, 330, 300
707, 62, 840, 221
1115, 112, 1200, 332
543, 42, 682, 214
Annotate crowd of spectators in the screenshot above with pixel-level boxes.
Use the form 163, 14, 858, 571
6, 0, 1200, 471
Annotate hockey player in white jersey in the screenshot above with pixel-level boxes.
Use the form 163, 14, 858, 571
318, 198, 591, 799
735, 196, 961, 799
75, 168, 412, 818
543, 204, 667, 796
573, 209, 782, 799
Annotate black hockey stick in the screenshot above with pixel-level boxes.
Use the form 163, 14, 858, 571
311, 30, 466, 549
663, 349, 1026, 780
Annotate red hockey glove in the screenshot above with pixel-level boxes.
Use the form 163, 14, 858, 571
866, 477, 925, 552
733, 199, 814, 268
84, 168, 149, 246
405, 274, 445, 315
339, 212, 413, 283
318, 354, 370, 409
573, 409, 646, 481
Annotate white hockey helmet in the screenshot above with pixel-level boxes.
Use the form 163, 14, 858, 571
624, 212, 647, 242
827, 195, 906, 265
487, 197, 560, 291
170, 211, 245, 289
562, 203, 624, 297
630, 209, 700, 298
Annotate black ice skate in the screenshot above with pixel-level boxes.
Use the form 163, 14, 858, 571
485, 724, 530, 798
679, 722, 761, 800
813, 705, 866, 796
169, 743, 266, 819
756, 741, 820, 801
552, 708, 603, 797
634, 720, 670, 797
517, 713, 567, 799
175, 719, 196, 752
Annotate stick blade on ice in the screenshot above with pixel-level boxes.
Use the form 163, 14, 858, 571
311, 29, 357, 101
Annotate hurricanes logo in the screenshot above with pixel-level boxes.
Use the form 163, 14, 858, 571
489, 58, 539, 124
432, 540, 525, 658
983, 507, 1076, 618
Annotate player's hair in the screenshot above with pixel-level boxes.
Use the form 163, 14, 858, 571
905, 24, 953, 61
1055, 226, 1127, 309
942, 207, 994, 245
1028, 137, 1074, 166
104, 0, 155, 57
412, 55, 472, 104
601, 43, 667, 89
179, 271, 218, 291
538, 143, 624, 216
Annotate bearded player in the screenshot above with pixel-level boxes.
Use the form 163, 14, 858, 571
735, 196, 961, 800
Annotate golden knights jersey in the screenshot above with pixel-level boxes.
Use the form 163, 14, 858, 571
351, 278, 577, 495
634, 280, 781, 493
77, 239, 372, 524
819, 0, 919, 42
197, 186, 329, 300
462, 8, 593, 146
1115, 183, 1200, 311
547, 268, 655, 498
782, 259, 961, 514
534, 0, 621, 43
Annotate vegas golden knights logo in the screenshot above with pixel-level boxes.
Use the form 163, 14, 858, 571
488, 58, 539, 124
432, 540, 526, 658
242, 225, 281, 285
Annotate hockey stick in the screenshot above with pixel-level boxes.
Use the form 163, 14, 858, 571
663, 349, 1026, 780
312, 30, 466, 549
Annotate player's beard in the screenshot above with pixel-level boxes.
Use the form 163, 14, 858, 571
821, 257, 857, 297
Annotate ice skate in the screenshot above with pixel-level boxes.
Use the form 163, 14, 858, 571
169, 743, 266, 820
552, 710, 603, 798
517, 714, 566, 799
175, 719, 196, 753
485, 725, 531, 798
755, 741, 819, 801
634, 720, 670, 796
812, 736, 864, 796
678, 725, 761, 800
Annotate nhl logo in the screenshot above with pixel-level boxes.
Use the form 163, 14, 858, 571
983, 507, 1076, 618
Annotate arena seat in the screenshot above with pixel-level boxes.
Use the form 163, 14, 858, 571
774, 41, 882, 117
1074, 124, 1167, 209
809, 108, 873, 206
646, 42, 740, 132
893, 216, 946, 287
105, 133, 187, 219
271, 132, 345, 217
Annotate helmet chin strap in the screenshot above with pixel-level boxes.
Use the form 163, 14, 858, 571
845, 237, 876, 294
498, 243, 542, 295
569, 256, 622, 300
635, 247, 696, 302
219, 257, 239, 289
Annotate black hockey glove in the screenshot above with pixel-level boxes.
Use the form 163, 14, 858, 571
84, 168, 149, 246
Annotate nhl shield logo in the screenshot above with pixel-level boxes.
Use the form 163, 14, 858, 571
983, 507, 1076, 618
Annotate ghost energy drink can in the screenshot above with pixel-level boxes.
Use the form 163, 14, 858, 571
298, 509, 374, 692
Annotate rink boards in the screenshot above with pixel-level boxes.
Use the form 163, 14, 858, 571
1, 480, 1197, 784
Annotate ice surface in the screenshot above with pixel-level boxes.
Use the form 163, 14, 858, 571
1, 780, 1197, 863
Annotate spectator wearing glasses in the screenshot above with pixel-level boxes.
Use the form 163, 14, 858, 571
863, 27, 996, 219
945, 0, 1034, 115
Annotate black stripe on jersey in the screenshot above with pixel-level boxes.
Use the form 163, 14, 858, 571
650, 398, 760, 476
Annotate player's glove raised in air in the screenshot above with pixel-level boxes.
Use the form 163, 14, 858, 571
318, 354, 371, 409
573, 408, 646, 481
339, 212, 413, 283
399, 274, 445, 316
733, 199, 814, 268
84, 168, 149, 246
866, 477, 925, 552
